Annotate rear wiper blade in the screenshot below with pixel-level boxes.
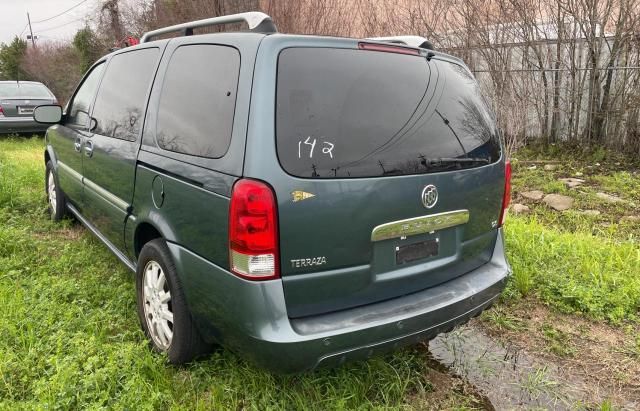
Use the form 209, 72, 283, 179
421, 157, 490, 168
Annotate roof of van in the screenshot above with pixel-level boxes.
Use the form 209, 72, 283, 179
101, 31, 466, 70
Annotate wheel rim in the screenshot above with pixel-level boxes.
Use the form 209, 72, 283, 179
47, 171, 57, 211
142, 260, 174, 350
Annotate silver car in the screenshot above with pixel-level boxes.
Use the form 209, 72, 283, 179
0, 81, 57, 134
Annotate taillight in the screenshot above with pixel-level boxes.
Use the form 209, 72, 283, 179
229, 179, 279, 280
0, 106, 4, 117
358, 42, 421, 56
498, 160, 512, 227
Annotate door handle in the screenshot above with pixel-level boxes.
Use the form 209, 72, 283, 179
74, 138, 82, 152
84, 140, 94, 157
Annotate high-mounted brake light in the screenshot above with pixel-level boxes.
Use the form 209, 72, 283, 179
358, 42, 421, 56
498, 160, 512, 227
229, 179, 279, 280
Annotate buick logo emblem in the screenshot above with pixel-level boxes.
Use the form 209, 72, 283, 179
421, 185, 438, 209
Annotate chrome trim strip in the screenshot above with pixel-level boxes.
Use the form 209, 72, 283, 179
57, 161, 82, 183
371, 210, 469, 242
84, 177, 129, 212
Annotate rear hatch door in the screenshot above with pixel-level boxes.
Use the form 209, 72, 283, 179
274, 46, 505, 318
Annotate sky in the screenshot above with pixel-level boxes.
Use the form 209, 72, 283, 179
0, 0, 102, 45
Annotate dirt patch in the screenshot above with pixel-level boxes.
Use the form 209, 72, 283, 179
55, 226, 84, 240
479, 299, 640, 409
30, 225, 84, 241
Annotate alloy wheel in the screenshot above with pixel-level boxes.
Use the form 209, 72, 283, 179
142, 260, 174, 350
47, 171, 57, 211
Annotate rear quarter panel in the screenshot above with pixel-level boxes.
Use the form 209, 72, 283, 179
128, 154, 235, 266
126, 33, 264, 266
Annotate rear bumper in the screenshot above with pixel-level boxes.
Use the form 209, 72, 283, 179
0, 117, 49, 134
168, 229, 510, 373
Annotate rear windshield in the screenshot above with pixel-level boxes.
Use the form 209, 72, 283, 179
276, 47, 500, 178
0, 83, 51, 98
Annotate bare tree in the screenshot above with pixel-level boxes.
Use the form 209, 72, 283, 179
20, 42, 82, 105
27, 0, 640, 153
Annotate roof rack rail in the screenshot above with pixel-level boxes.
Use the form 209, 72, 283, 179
366, 36, 434, 50
140, 12, 277, 43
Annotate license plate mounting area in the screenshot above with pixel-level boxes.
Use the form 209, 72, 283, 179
395, 239, 439, 264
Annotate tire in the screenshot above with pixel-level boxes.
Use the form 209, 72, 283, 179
45, 160, 66, 221
136, 238, 209, 364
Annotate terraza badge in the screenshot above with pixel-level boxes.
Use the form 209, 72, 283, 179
291, 256, 327, 268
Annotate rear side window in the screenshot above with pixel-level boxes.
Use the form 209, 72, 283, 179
92, 48, 159, 141
276, 48, 500, 178
156, 45, 240, 158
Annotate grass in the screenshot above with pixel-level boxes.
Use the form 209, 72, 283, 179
481, 307, 525, 332
504, 144, 640, 323
503, 218, 640, 323
1, 136, 638, 408
540, 324, 575, 357
510, 144, 640, 241
517, 367, 561, 402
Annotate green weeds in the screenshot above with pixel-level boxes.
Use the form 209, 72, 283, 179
510, 144, 640, 241
506, 143, 640, 323
540, 324, 575, 357
518, 367, 561, 402
482, 308, 526, 332
504, 218, 640, 323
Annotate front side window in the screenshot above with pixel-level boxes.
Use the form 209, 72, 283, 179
276, 48, 501, 178
156, 44, 240, 158
67, 63, 105, 128
91, 48, 159, 141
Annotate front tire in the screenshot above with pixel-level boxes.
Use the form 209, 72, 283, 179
45, 160, 66, 221
136, 239, 209, 364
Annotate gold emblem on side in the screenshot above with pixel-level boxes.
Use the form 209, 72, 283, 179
292, 190, 316, 202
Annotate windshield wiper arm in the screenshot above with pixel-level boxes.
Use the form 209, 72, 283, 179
421, 157, 490, 169
435, 109, 468, 158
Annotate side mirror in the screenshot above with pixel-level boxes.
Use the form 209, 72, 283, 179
33, 105, 63, 124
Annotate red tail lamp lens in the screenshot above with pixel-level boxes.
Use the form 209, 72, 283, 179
229, 179, 279, 280
358, 42, 421, 56
498, 160, 512, 227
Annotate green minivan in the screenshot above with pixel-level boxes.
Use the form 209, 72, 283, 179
34, 12, 512, 373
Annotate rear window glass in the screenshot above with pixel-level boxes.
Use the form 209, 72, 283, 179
0, 83, 51, 98
276, 48, 500, 178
